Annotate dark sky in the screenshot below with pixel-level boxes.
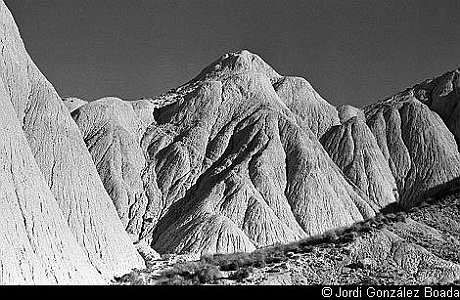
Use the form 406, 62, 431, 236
4, 0, 460, 107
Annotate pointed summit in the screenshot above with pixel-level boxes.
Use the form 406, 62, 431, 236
190, 50, 282, 84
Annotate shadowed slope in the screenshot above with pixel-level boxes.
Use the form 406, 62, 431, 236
72, 51, 376, 255
144, 51, 375, 254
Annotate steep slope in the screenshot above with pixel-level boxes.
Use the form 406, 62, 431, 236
68, 48, 460, 259
274, 76, 340, 138
0, 1, 144, 279
412, 69, 460, 146
364, 93, 460, 208
320, 115, 398, 210
149, 68, 374, 254
72, 97, 152, 241
72, 50, 376, 255
323, 72, 460, 209
0, 81, 105, 285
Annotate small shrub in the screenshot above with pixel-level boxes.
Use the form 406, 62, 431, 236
346, 223, 362, 233
322, 230, 340, 243
250, 252, 268, 268
201, 254, 218, 265
160, 261, 222, 285
114, 269, 146, 285
385, 213, 397, 221
299, 244, 314, 253
358, 222, 373, 233
340, 231, 358, 243
282, 243, 300, 254
252, 259, 266, 268
345, 261, 365, 269
360, 276, 380, 285
196, 265, 222, 284
333, 226, 349, 237
204, 251, 268, 271
394, 212, 407, 222
228, 267, 253, 282
220, 260, 239, 271
160, 274, 187, 285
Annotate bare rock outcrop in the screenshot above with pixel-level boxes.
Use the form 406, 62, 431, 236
327, 72, 460, 210
337, 104, 366, 123
4, 0, 460, 284
412, 69, 460, 146
320, 116, 398, 210
0, 0, 144, 281
70, 51, 377, 255
99, 51, 375, 255
62, 97, 88, 113
67, 48, 460, 260
274, 76, 340, 138
364, 94, 460, 208
0, 81, 105, 284
72, 97, 152, 241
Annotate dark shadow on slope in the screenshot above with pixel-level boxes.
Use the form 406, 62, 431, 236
379, 176, 460, 214
118, 176, 460, 285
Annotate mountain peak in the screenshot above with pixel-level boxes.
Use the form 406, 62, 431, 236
191, 49, 282, 84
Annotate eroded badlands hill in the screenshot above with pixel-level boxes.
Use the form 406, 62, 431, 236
0, 74, 104, 284
72, 51, 379, 256
117, 181, 460, 285
70, 46, 460, 259
2, 0, 460, 285
364, 92, 460, 208
0, 1, 144, 284
320, 114, 398, 210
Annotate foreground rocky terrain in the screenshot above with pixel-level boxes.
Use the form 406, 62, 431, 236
116, 180, 460, 285
1, 0, 460, 285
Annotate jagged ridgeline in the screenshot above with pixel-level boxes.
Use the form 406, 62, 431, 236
2, 0, 460, 285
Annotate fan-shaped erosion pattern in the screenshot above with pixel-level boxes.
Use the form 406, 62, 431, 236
72, 51, 376, 256
364, 93, 460, 208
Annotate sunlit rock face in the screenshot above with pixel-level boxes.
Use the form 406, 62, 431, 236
4, 0, 460, 282
0, 77, 105, 284
321, 115, 398, 210
72, 50, 376, 256
364, 91, 460, 208
72, 97, 153, 241
62, 97, 88, 113
412, 69, 460, 147
71, 45, 460, 258
0, 0, 144, 283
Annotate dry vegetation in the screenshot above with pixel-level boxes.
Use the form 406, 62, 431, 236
115, 179, 460, 285
115, 210, 410, 285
